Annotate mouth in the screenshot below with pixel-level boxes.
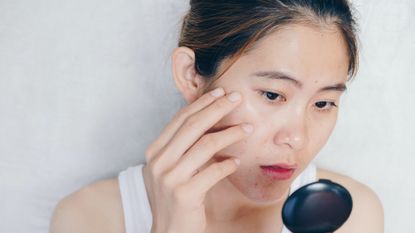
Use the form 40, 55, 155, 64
260, 164, 297, 180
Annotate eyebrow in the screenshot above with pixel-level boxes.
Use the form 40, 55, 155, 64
251, 71, 347, 92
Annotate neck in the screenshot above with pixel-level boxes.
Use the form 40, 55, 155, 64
204, 176, 290, 225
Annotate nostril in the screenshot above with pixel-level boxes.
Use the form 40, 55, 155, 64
273, 129, 307, 150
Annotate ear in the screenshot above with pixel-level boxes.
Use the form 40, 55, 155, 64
171, 46, 207, 104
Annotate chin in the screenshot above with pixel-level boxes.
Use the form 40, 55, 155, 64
226, 172, 292, 205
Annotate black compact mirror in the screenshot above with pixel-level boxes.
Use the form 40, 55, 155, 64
282, 179, 353, 233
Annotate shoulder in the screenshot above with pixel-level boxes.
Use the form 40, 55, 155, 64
50, 178, 125, 233
316, 167, 384, 233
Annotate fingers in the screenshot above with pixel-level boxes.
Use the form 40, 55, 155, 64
152, 91, 244, 172
145, 87, 225, 163
185, 158, 240, 199
169, 123, 253, 182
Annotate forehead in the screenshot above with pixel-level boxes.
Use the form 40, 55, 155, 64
235, 23, 349, 85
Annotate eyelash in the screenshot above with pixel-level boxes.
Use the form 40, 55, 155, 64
258, 90, 338, 112
258, 90, 287, 103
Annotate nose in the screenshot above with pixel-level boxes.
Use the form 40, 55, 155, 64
273, 111, 309, 151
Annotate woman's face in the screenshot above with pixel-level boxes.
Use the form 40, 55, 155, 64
200, 24, 350, 203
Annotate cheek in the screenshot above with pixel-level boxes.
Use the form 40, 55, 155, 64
308, 114, 338, 151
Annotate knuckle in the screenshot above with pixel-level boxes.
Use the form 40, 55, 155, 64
147, 155, 165, 177
183, 115, 199, 129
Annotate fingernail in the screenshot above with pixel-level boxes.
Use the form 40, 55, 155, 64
241, 123, 254, 133
210, 87, 224, 97
227, 92, 241, 102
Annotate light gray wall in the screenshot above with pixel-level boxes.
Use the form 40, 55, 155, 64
0, 0, 413, 232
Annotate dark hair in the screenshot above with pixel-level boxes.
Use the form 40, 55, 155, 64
178, 0, 359, 88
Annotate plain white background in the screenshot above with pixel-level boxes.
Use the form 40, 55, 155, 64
0, 0, 414, 232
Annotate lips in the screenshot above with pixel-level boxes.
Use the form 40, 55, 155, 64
260, 164, 297, 180
261, 163, 298, 169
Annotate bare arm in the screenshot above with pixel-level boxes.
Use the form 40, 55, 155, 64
50, 179, 125, 233
337, 181, 384, 233
318, 169, 384, 233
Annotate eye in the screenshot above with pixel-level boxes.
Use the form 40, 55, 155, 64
314, 101, 338, 112
258, 90, 286, 104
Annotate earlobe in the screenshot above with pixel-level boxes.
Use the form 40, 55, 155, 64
171, 47, 206, 104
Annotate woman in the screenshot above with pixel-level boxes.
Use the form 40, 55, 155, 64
50, 0, 384, 232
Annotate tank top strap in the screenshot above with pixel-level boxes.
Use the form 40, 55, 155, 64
118, 164, 152, 233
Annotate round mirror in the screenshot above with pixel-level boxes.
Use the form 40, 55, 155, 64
282, 179, 353, 233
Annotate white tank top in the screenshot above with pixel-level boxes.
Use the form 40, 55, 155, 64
118, 163, 317, 233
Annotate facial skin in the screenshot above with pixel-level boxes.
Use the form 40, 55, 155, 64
172, 23, 350, 223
